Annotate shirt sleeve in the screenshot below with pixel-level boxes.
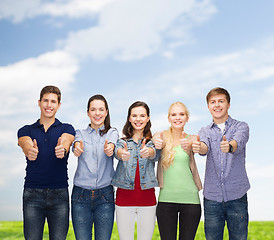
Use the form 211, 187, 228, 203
106, 128, 119, 146
72, 129, 83, 152
17, 125, 31, 139
231, 121, 249, 153
114, 138, 125, 160
198, 127, 209, 156
146, 140, 157, 161
63, 124, 76, 136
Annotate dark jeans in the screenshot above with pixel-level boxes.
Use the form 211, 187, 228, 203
71, 185, 115, 240
156, 202, 201, 240
204, 194, 249, 240
23, 188, 69, 240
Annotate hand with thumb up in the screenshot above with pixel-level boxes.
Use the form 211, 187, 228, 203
154, 132, 165, 150
55, 137, 67, 158
28, 139, 39, 161
121, 142, 130, 161
140, 139, 150, 158
104, 140, 114, 157
74, 140, 84, 157
192, 135, 201, 153
220, 135, 229, 153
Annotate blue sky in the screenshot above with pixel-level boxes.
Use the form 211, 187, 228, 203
0, 0, 274, 221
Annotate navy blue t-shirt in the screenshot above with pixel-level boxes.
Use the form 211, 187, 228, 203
17, 119, 75, 189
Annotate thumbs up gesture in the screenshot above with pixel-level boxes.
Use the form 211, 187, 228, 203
74, 140, 84, 157
180, 131, 191, 151
220, 135, 229, 153
192, 135, 201, 153
28, 139, 39, 161
104, 140, 114, 157
154, 132, 165, 150
140, 139, 150, 158
121, 142, 130, 161
55, 137, 66, 158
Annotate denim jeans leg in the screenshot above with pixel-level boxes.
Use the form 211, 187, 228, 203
46, 188, 69, 240
204, 198, 225, 240
72, 186, 94, 240
93, 187, 115, 240
23, 188, 46, 240
226, 194, 249, 240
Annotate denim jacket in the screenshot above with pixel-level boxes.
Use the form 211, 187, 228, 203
111, 138, 158, 190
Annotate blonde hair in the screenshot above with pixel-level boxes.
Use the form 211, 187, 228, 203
160, 102, 190, 169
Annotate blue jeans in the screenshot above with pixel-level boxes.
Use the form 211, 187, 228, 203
71, 185, 115, 240
204, 194, 249, 240
23, 188, 69, 240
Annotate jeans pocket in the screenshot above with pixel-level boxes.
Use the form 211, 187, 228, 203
101, 190, 114, 203
23, 188, 38, 201
71, 186, 84, 202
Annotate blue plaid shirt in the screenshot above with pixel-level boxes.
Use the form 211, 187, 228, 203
199, 116, 250, 202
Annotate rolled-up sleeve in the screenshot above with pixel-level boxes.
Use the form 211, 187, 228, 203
232, 121, 249, 153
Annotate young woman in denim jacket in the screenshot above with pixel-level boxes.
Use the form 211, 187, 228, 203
153, 102, 202, 240
71, 95, 119, 240
112, 101, 158, 240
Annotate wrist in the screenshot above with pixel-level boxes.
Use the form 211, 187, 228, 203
64, 148, 68, 157
228, 144, 233, 153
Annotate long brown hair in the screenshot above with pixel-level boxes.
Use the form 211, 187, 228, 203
122, 101, 152, 141
87, 94, 111, 136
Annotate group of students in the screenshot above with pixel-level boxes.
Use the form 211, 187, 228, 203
17, 85, 250, 240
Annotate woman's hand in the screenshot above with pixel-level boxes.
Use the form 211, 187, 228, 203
104, 140, 114, 157
154, 132, 165, 150
121, 142, 130, 161
74, 140, 84, 157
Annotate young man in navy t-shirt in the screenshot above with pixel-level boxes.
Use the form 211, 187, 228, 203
18, 85, 75, 240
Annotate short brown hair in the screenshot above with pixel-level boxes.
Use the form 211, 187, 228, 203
40, 85, 61, 103
206, 87, 230, 104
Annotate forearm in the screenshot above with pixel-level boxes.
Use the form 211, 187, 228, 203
60, 133, 75, 151
18, 137, 33, 156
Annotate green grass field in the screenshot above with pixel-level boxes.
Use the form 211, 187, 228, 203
0, 221, 273, 239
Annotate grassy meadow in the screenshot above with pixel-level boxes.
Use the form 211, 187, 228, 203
0, 221, 273, 239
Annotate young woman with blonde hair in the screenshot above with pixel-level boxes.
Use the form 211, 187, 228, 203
153, 102, 202, 240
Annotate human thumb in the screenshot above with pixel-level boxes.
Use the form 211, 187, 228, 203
33, 139, 38, 149
57, 137, 62, 146
123, 142, 128, 152
141, 138, 146, 149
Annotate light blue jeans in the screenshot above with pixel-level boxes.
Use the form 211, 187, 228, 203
23, 188, 69, 240
71, 185, 115, 240
204, 194, 249, 240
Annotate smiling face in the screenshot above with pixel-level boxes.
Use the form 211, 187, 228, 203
38, 93, 60, 120
168, 103, 189, 130
87, 99, 108, 130
208, 94, 230, 124
129, 106, 150, 133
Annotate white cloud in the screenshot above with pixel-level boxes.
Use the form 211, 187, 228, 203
0, 0, 114, 23
62, 0, 216, 60
0, 50, 79, 117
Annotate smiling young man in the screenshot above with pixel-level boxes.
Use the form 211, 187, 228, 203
192, 87, 250, 240
17, 86, 75, 240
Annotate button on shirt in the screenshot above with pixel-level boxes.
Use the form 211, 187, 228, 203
73, 125, 119, 190
199, 116, 250, 202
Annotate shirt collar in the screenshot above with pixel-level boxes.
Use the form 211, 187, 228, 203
34, 118, 61, 128
210, 115, 232, 128
87, 124, 105, 133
